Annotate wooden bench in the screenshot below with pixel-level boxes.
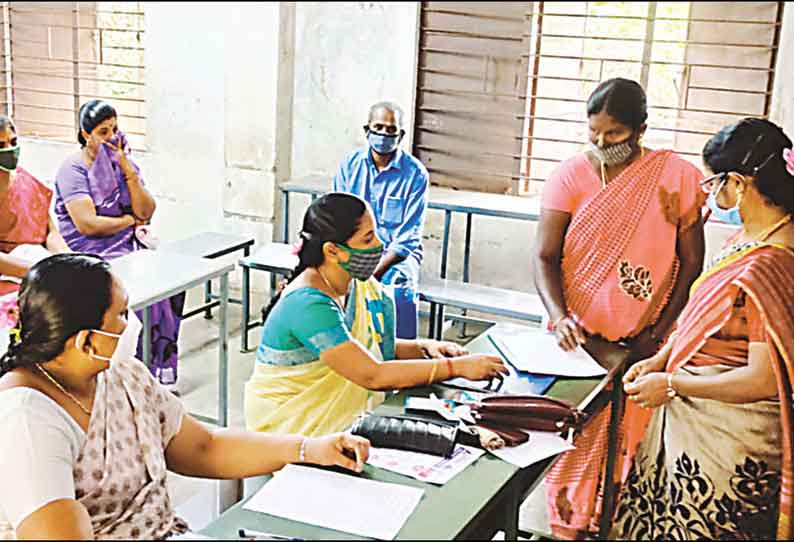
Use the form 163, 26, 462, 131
238, 242, 546, 349
159, 232, 255, 319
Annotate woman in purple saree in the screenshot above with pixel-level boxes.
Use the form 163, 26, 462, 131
54, 100, 183, 389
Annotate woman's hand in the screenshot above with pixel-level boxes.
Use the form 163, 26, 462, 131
455, 354, 508, 381
623, 353, 667, 386
303, 433, 371, 473
103, 138, 132, 169
554, 316, 586, 351
420, 339, 467, 359
623, 372, 672, 409
122, 214, 137, 228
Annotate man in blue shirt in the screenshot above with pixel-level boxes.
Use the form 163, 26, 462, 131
333, 101, 429, 339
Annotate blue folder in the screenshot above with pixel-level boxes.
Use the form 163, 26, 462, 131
441, 334, 557, 396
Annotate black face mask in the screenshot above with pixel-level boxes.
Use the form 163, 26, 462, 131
0, 145, 20, 172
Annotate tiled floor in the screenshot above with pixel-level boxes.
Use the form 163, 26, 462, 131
167, 286, 551, 538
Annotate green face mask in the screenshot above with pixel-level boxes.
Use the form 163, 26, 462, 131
334, 243, 385, 281
0, 145, 20, 172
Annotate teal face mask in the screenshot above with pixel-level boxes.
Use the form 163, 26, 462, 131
0, 145, 20, 172
334, 243, 385, 281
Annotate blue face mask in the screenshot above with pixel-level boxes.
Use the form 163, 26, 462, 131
706, 180, 743, 226
367, 131, 400, 155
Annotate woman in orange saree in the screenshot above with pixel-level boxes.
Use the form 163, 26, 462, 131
534, 78, 706, 538
614, 117, 794, 540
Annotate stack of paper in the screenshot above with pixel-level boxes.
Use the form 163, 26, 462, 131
490, 330, 607, 377
243, 464, 424, 540
367, 444, 484, 485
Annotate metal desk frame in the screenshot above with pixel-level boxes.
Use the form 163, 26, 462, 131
112, 251, 235, 427
279, 181, 541, 337
200, 323, 630, 539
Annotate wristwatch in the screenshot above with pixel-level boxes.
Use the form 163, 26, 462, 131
666, 373, 677, 398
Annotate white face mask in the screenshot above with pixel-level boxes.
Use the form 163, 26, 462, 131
90, 310, 142, 364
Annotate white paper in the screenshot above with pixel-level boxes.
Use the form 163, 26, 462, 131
0, 244, 52, 283
168, 532, 214, 541
243, 464, 424, 540
491, 330, 607, 377
489, 431, 575, 469
367, 444, 485, 485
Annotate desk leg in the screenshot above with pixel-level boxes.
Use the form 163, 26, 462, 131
458, 213, 473, 338
599, 365, 626, 540
204, 280, 213, 320
440, 210, 452, 279
435, 305, 445, 341
241, 266, 250, 353
503, 481, 520, 541
219, 273, 229, 427
143, 306, 152, 369
428, 302, 436, 339
282, 191, 290, 243
218, 479, 243, 515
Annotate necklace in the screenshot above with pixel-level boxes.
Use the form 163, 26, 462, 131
600, 146, 646, 189
316, 267, 346, 308
755, 213, 792, 242
709, 214, 792, 269
36, 364, 92, 416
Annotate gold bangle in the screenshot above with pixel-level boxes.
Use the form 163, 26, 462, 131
428, 360, 438, 385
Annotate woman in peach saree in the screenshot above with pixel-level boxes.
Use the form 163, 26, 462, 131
614, 118, 794, 540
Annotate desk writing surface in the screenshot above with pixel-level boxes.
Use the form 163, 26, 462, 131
111, 250, 234, 309
201, 323, 627, 540
159, 232, 254, 259
281, 176, 541, 221
200, 389, 520, 541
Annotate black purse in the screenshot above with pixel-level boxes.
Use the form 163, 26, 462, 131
350, 413, 459, 458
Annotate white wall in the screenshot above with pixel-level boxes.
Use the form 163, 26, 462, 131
290, 2, 420, 181
17, 1, 792, 299
771, 3, 794, 134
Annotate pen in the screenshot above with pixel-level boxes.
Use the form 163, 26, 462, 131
238, 528, 304, 540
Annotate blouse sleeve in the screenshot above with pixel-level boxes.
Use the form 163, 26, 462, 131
290, 292, 353, 356
0, 391, 81, 529
541, 157, 583, 214
54, 158, 92, 205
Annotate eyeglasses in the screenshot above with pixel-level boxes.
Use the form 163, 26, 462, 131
700, 133, 776, 195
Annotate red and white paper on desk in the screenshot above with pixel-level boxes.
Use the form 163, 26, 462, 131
367, 444, 485, 485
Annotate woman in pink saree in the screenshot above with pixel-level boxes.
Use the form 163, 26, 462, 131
0, 115, 69, 297
533, 78, 706, 539
0, 254, 370, 540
